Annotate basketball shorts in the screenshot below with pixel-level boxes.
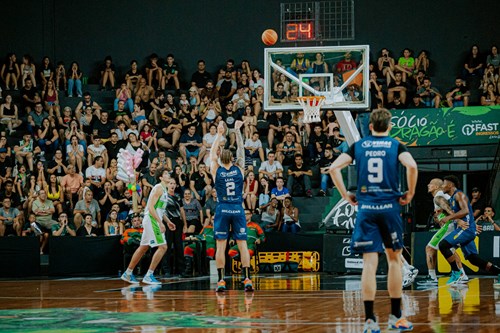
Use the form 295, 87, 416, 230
351, 206, 404, 254
214, 204, 247, 241
427, 220, 454, 250
443, 227, 478, 258
140, 214, 166, 247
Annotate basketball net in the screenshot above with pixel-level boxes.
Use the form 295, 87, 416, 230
297, 96, 326, 123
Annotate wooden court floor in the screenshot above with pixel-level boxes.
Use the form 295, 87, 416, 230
0, 273, 498, 332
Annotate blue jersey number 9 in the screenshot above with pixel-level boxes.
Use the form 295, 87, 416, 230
367, 158, 383, 183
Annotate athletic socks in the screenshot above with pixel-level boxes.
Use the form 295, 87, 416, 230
218, 268, 225, 282
147, 269, 154, 276
391, 298, 402, 318
364, 300, 375, 321
243, 267, 251, 280
125, 268, 133, 275
429, 269, 437, 280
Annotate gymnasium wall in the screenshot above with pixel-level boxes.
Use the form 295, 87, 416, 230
1, 0, 498, 87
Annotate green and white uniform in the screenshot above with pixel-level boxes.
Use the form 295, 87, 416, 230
140, 184, 168, 247
427, 190, 455, 250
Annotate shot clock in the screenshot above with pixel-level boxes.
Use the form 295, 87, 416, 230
280, 1, 354, 43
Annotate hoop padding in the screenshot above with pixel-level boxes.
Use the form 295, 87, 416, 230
297, 96, 326, 123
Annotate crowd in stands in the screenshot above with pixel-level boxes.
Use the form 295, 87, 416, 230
0, 46, 497, 275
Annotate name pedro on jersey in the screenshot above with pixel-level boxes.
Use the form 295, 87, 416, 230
365, 151, 386, 157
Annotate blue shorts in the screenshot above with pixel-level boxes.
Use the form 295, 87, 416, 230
214, 204, 247, 241
185, 148, 200, 160
443, 227, 478, 258
351, 205, 403, 254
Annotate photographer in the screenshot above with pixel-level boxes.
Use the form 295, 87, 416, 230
51, 212, 76, 236
476, 206, 500, 233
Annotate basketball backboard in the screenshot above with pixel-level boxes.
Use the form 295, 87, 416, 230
264, 45, 370, 111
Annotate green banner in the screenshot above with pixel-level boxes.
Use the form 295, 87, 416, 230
390, 106, 500, 146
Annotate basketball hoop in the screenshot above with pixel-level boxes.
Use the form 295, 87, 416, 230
297, 96, 326, 123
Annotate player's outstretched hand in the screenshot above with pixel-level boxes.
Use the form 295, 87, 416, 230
217, 121, 226, 135
399, 191, 414, 206
345, 192, 358, 206
235, 120, 244, 130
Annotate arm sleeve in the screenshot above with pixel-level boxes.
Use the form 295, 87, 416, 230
235, 128, 245, 168
397, 142, 408, 155
346, 144, 355, 159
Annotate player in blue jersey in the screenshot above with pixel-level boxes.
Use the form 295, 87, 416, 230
210, 120, 253, 292
329, 108, 418, 333
439, 175, 500, 284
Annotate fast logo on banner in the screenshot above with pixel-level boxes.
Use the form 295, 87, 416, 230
390, 106, 500, 146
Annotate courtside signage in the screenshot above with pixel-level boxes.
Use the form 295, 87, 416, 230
390, 106, 500, 146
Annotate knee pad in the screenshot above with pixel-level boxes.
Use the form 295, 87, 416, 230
438, 240, 454, 259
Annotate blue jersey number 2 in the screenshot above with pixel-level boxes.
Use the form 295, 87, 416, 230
226, 181, 236, 196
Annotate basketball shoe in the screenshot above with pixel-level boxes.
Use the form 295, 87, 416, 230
417, 275, 438, 286
363, 319, 380, 333
388, 314, 413, 331
142, 274, 161, 285
243, 278, 254, 292
121, 272, 139, 284
447, 270, 466, 285
216, 280, 226, 292
493, 274, 500, 290
403, 267, 419, 287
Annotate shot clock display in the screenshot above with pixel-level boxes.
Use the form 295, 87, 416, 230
285, 22, 314, 41
280, 1, 355, 43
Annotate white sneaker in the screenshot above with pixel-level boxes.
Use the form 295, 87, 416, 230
142, 274, 161, 285
458, 272, 469, 284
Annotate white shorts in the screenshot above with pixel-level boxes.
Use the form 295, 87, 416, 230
427, 221, 455, 250
140, 214, 166, 248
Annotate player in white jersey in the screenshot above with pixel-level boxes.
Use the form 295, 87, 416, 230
418, 178, 468, 286
121, 168, 176, 285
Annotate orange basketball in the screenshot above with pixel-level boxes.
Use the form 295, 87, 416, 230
262, 29, 278, 46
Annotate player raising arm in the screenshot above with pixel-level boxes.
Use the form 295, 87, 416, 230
329, 108, 417, 332
210, 120, 253, 292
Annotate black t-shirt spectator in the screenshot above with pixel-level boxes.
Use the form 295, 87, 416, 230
0, 156, 13, 178
288, 163, 312, 178
319, 155, 336, 168
180, 133, 202, 153
192, 71, 212, 89
105, 140, 127, 161
47, 160, 67, 177
190, 172, 212, 192
222, 111, 240, 129
93, 120, 116, 139
309, 132, 328, 150
21, 86, 37, 112
97, 188, 120, 219
0, 191, 21, 208
159, 117, 181, 139
268, 113, 291, 129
